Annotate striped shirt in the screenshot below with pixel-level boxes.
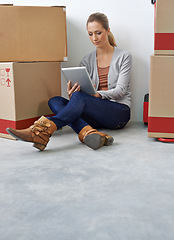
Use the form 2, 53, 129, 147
97, 66, 109, 91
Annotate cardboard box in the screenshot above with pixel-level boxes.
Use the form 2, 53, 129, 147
0, 62, 61, 139
148, 55, 174, 138
154, 0, 174, 55
0, 5, 67, 62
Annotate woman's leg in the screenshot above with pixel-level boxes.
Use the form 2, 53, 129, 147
48, 95, 89, 134
48, 96, 68, 115
48, 95, 114, 150
78, 93, 130, 130
7, 92, 129, 150
81, 98, 130, 130
48, 96, 102, 129
48, 92, 130, 133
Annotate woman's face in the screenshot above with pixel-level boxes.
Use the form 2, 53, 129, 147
87, 21, 110, 48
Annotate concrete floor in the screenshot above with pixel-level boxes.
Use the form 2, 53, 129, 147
0, 122, 174, 240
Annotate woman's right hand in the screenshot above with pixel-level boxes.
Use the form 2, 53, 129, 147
67, 81, 81, 99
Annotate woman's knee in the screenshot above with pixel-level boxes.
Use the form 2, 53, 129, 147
48, 96, 68, 108
71, 91, 81, 98
71, 91, 88, 102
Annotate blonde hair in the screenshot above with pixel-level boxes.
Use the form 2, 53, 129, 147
86, 12, 117, 47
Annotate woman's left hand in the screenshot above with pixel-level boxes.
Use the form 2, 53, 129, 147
91, 83, 101, 98
91, 92, 101, 98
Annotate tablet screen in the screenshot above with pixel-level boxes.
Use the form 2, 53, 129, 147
62, 67, 96, 95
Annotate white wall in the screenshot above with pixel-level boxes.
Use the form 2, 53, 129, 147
1, 0, 154, 122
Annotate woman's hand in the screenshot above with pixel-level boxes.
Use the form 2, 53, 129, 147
90, 83, 101, 98
67, 81, 80, 99
91, 92, 101, 98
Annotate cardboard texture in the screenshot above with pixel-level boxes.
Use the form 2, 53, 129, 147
154, 0, 174, 55
148, 55, 174, 138
0, 5, 67, 62
0, 62, 61, 139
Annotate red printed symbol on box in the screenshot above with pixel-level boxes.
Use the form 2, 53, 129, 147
5, 68, 10, 77
0, 68, 5, 76
0, 69, 6, 86
6, 78, 11, 87
1, 78, 5, 86
0, 67, 12, 87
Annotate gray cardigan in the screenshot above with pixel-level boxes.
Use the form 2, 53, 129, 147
80, 47, 132, 107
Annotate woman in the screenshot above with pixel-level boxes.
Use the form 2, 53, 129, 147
6, 12, 132, 151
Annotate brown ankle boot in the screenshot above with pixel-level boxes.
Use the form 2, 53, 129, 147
6, 116, 57, 151
78, 125, 114, 150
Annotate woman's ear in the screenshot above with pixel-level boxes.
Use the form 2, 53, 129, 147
107, 27, 110, 36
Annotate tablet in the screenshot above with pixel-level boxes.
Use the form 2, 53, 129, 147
62, 66, 97, 95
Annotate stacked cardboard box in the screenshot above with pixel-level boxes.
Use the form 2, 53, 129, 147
0, 5, 67, 139
148, 0, 174, 138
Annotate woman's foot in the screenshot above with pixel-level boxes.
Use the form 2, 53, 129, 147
6, 116, 57, 151
78, 125, 114, 150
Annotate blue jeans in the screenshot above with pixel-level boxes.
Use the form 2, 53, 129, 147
48, 92, 130, 134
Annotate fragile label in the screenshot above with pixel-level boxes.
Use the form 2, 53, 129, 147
0, 67, 12, 87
